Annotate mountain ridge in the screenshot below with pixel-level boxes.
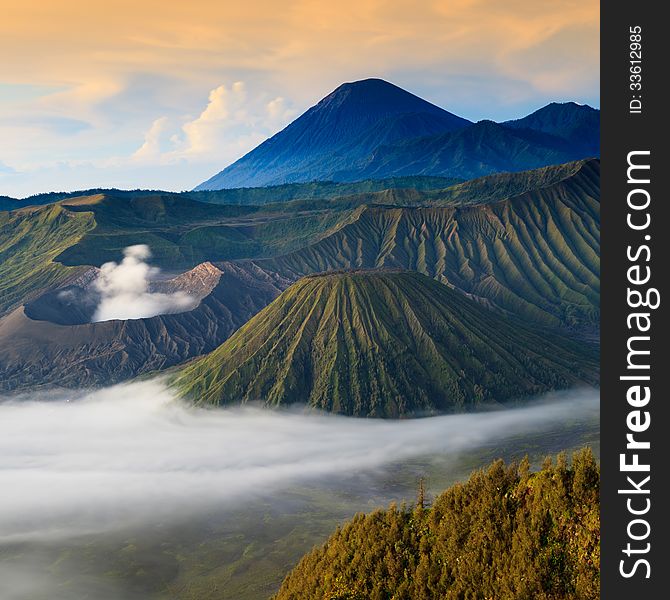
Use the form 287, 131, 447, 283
504, 101, 600, 155
196, 79, 599, 190
256, 159, 600, 332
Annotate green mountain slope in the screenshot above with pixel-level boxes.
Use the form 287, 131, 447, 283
0, 204, 94, 316
52, 193, 358, 270
261, 159, 600, 331
274, 449, 599, 599
0, 175, 461, 211
0, 160, 598, 335
424, 159, 593, 206
172, 272, 598, 417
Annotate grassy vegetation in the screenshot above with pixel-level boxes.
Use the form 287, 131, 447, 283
0, 160, 599, 337
0, 204, 94, 316
265, 160, 600, 331
54, 193, 358, 269
274, 448, 600, 600
173, 271, 598, 416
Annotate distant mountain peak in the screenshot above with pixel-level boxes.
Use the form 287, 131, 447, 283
194, 79, 599, 191
528, 101, 598, 115
194, 79, 471, 190
320, 78, 444, 112
503, 101, 600, 155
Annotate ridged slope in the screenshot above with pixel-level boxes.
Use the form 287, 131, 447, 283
262, 160, 600, 331
0, 204, 94, 317
173, 272, 598, 417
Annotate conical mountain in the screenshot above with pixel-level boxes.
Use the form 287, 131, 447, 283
173, 271, 598, 417
194, 79, 471, 190
195, 80, 599, 189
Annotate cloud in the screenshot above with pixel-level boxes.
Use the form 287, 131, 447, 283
177, 81, 296, 160
132, 116, 170, 161
0, 380, 599, 543
181, 81, 253, 155
125, 81, 297, 169
92, 245, 197, 321
0, 0, 598, 196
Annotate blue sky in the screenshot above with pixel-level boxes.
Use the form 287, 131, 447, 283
0, 0, 599, 198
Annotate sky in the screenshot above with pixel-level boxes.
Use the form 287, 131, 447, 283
0, 0, 599, 198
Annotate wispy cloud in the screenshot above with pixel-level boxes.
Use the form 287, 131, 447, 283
131, 116, 170, 161
131, 82, 297, 165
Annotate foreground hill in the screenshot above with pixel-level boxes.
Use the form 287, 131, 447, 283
274, 449, 599, 599
173, 272, 598, 417
196, 78, 599, 189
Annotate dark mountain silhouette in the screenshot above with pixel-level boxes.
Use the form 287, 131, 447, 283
503, 101, 600, 156
195, 78, 471, 189
341, 119, 587, 181
196, 79, 599, 189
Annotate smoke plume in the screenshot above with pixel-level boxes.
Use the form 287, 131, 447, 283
91, 245, 197, 322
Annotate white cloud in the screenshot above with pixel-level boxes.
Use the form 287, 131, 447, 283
266, 96, 294, 123
92, 245, 197, 321
181, 81, 249, 154
177, 80, 296, 159
0, 381, 599, 543
0, 78, 297, 196
126, 81, 298, 169
132, 116, 169, 161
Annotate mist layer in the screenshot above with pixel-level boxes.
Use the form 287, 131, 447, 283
0, 381, 599, 542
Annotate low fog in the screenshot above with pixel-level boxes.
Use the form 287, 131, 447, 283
0, 381, 599, 543
92, 245, 197, 322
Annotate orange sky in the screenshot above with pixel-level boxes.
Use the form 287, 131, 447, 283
0, 0, 599, 196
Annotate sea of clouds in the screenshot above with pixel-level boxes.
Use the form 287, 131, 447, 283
0, 381, 599, 544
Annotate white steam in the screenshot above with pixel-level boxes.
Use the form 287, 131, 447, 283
91, 244, 197, 322
0, 381, 598, 543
